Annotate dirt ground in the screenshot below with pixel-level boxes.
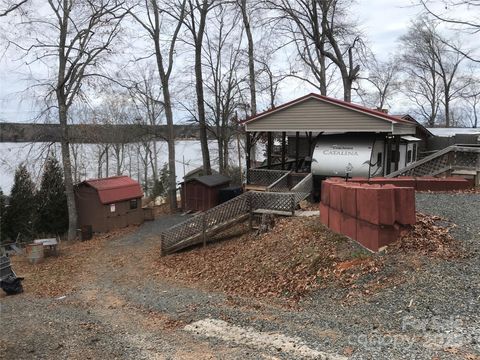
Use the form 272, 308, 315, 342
1, 194, 479, 359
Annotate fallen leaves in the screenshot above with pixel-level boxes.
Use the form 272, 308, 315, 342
156, 212, 463, 303
8, 225, 139, 298
390, 213, 464, 259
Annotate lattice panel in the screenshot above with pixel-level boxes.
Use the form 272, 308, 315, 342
389, 146, 480, 178
250, 191, 295, 213
267, 172, 290, 192
204, 194, 250, 228
455, 152, 479, 168
162, 215, 204, 249
248, 169, 290, 186
162, 186, 315, 254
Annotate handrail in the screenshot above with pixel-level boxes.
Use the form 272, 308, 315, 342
387, 145, 480, 178
266, 171, 291, 192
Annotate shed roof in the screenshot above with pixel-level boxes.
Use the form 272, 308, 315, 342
79, 176, 143, 204
242, 93, 417, 135
186, 174, 230, 187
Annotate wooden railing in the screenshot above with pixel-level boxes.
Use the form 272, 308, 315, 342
247, 169, 290, 186
161, 188, 311, 255
266, 171, 291, 192
291, 173, 313, 203
161, 193, 250, 255
387, 145, 480, 178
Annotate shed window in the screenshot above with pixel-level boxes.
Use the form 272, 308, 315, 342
130, 199, 138, 210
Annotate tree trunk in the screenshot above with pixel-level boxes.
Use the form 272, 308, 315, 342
240, 0, 256, 115
151, 0, 179, 211
445, 97, 450, 127
161, 81, 177, 211
343, 77, 352, 102
195, 38, 211, 174
218, 137, 224, 173
105, 145, 109, 177
59, 106, 77, 241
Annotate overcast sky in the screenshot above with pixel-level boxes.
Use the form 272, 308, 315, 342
0, 0, 478, 193
0, 0, 454, 123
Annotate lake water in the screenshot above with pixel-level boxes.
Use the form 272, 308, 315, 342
0, 139, 261, 194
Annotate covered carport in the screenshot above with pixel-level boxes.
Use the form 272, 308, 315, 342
242, 93, 419, 180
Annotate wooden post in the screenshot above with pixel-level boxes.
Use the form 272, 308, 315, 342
290, 193, 295, 216
160, 233, 164, 256
386, 136, 392, 175
248, 194, 253, 231
267, 132, 272, 169
202, 214, 207, 248
281, 131, 286, 170
295, 131, 300, 172
308, 131, 313, 156
394, 135, 401, 171
246, 132, 251, 184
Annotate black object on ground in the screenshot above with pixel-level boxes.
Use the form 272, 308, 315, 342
0, 255, 24, 295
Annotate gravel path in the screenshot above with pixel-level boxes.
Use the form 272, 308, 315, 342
1, 194, 479, 359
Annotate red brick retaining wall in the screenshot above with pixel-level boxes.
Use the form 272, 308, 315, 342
320, 178, 416, 252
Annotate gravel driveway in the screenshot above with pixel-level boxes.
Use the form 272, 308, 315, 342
1, 195, 479, 359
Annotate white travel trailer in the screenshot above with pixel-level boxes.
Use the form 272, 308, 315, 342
311, 133, 421, 179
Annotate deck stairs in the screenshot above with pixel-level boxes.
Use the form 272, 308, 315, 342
387, 144, 480, 178
161, 172, 312, 255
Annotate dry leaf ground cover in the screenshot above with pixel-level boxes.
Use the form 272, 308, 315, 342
155, 212, 462, 302
9, 226, 138, 298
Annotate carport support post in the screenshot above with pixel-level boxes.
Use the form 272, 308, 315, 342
246, 132, 251, 183
394, 135, 401, 171
386, 136, 392, 175
295, 132, 300, 172
281, 132, 286, 170
267, 132, 273, 169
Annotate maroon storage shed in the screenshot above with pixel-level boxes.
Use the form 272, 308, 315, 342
181, 174, 230, 212
75, 176, 144, 233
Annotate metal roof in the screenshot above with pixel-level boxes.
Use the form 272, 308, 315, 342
427, 127, 480, 137
243, 93, 413, 125
187, 174, 230, 187
241, 93, 417, 135
80, 176, 143, 204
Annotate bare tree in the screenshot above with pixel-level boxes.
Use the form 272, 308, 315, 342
420, 0, 480, 62
463, 77, 480, 127
182, 0, 218, 174
0, 0, 27, 17
203, 5, 245, 173
237, 0, 257, 115
128, 66, 164, 184
359, 58, 400, 110
129, 0, 186, 211
266, 0, 366, 102
9, 1, 128, 239
256, 52, 288, 109
400, 18, 469, 126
